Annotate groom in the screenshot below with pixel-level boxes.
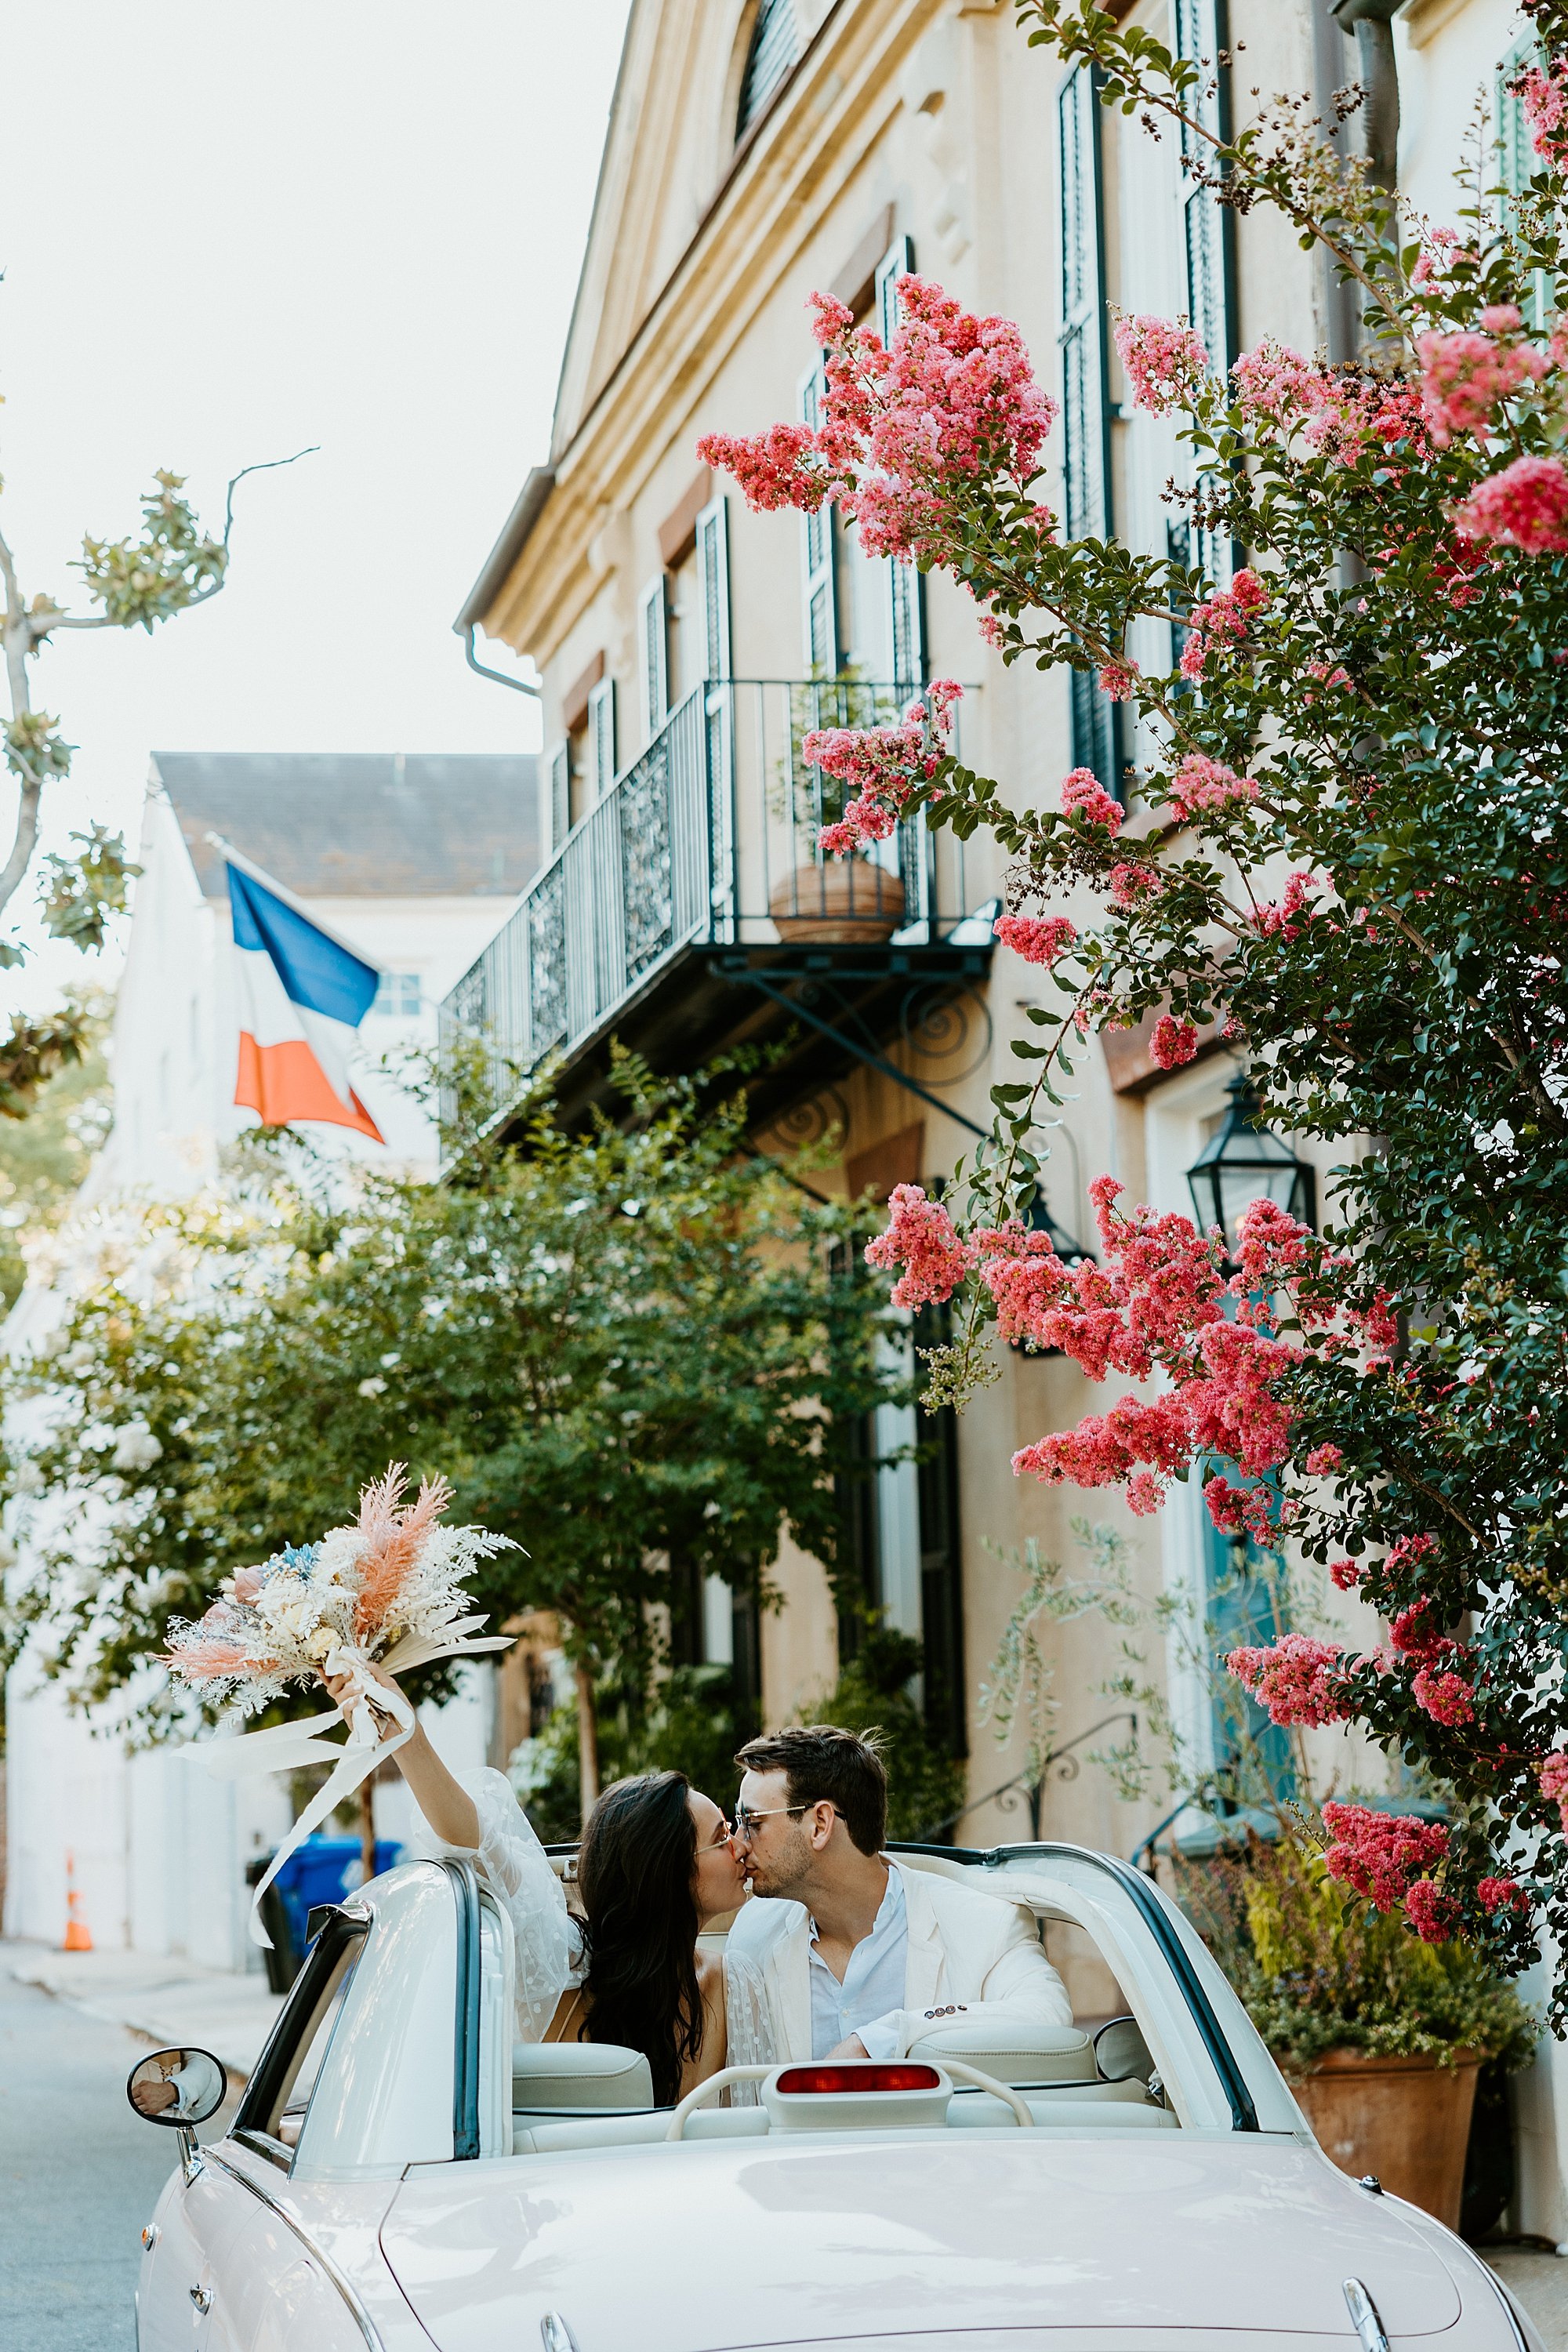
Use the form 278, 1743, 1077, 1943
727, 1722, 1073, 2061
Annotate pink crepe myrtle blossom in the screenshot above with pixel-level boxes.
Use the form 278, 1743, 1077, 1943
1388, 1600, 1440, 1657
1060, 766, 1123, 831
1204, 1472, 1281, 1551
1305, 1444, 1344, 1474
1013, 1390, 1192, 1511
1098, 657, 1140, 700
1411, 226, 1462, 289
1330, 1558, 1363, 1592
985, 1178, 1310, 1520
1403, 1878, 1460, 1944
1231, 339, 1325, 425
877, 1172, 1396, 1536
1230, 1196, 1314, 1294
1178, 568, 1268, 681
1227, 1632, 1352, 1728
1345, 1289, 1401, 1355
1303, 659, 1352, 699
1385, 1531, 1439, 1578
692, 421, 826, 512
699, 278, 1057, 579
995, 913, 1078, 965
1114, 313, 1208, 414
1416, 327, 1548, 446
807, 681, 962, 854
1412, 1663, 1477, 1727
1539, 1751, 1568, 1829
1149, 1014, 1199, 1069
1321, 1802, 1450, 1911
1478, 1876, 1530, 1917
1304, 378, 1429, 466
864, 1184, 974, 1309
1522, 60, 1568, 166
1454, 455, 1568, 554
1254, 869, 1322, 942
1167, 753, 1257, 820
1109, 861, 1163, 909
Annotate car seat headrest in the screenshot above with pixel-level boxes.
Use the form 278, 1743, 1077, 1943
906, 2020, 1095, 2087
511, 2040, 655, 2113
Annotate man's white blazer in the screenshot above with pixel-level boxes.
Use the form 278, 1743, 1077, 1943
725, 1857, 1073, 2063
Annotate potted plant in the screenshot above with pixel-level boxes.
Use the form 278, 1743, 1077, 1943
1175, 1824, 1537, 2230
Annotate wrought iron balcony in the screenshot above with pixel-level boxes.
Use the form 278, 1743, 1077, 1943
440, 677, 990, 1143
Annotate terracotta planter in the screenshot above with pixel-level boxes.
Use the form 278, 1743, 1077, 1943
1290, 2049, 1481, 2230
769, 860, 906, 944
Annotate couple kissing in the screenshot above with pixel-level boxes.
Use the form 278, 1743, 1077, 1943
354, 1659, 1071, 2107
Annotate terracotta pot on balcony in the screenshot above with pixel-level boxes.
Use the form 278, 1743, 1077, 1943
1289, 2049, 1482, 2230
768, 859, 906, 944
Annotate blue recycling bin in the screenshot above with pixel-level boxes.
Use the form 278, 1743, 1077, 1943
270, 1835, 401, 1962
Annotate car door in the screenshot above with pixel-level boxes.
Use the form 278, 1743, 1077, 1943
136, 2158, 251, 2350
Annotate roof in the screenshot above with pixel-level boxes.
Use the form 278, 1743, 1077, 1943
151, 751, 540, 901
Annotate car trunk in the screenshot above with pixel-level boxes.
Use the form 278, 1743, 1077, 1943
380, 2132, 1469, 2351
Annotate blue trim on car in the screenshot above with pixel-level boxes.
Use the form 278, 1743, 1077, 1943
443, 1859, 482, 2160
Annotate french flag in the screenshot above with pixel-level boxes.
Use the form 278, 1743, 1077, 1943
225, 851, 385, 1142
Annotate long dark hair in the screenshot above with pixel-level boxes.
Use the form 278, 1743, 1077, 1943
576, 1769, 702, 2107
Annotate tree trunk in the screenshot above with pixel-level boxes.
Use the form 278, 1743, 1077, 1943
359, 1774, 378, 1889
575, 1657, 601, 1824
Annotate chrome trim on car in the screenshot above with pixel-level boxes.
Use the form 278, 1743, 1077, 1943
1344, 2276, 1391, 2352
201, 2147, 387, 2352
1476, 2259, 1532, 2352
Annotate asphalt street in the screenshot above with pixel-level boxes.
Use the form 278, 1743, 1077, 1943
0, 1954, 183, 2351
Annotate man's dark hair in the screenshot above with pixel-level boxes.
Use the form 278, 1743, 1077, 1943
735, 1723, 887, 1855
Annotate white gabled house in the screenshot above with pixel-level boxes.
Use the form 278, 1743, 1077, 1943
2, 750, 538, 1968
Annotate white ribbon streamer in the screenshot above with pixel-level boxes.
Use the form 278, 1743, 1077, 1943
183, 1628, 514, 1948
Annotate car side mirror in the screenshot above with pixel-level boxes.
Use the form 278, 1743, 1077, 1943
1094, 2015, 1154, 2085
128, 2047, 228, 2127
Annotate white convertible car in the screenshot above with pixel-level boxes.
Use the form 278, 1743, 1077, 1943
128, 1840, 1541, 2352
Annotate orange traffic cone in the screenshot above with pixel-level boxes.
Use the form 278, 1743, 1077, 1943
62, 1849, 93, 1952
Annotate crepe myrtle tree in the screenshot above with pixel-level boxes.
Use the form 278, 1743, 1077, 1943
698, 0, 1568, 2009
0, 1052, 904, 1817
0, 443, 310, 1111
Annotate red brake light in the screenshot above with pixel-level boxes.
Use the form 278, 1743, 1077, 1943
774, 2063, 943, 2096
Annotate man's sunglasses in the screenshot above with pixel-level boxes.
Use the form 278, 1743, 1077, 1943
731, 1800, 837, 1842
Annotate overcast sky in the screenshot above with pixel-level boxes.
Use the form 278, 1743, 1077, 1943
0, 2, 630, 1011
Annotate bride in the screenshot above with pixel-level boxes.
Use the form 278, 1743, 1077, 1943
325, 1661, 765, 2104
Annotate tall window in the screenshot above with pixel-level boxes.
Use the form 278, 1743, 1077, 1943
1499, 31, 1548, 327
736, 0, 797, 140
799, 361, 840, 675
1174, 0, 1236, 588
1058, 62, 1120, 795
875, 238, 927, 691
1202, 1474, 1294, 1811
637, 576, 669, 743
913, 1303, 967, 1759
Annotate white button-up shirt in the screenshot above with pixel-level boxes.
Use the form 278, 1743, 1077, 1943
808, 1864, 908, 2060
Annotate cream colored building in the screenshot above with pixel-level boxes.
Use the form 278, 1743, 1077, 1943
447, 0, 1545, 1890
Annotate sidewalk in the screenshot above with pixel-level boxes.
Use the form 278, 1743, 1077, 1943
4, 1939, 285, 2079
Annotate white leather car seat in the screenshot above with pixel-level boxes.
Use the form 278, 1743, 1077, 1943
512, 2040, 655, 2118
906, 2020, 1097, 2085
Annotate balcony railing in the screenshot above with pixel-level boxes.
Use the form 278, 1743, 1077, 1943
441, 678, 978, 1130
